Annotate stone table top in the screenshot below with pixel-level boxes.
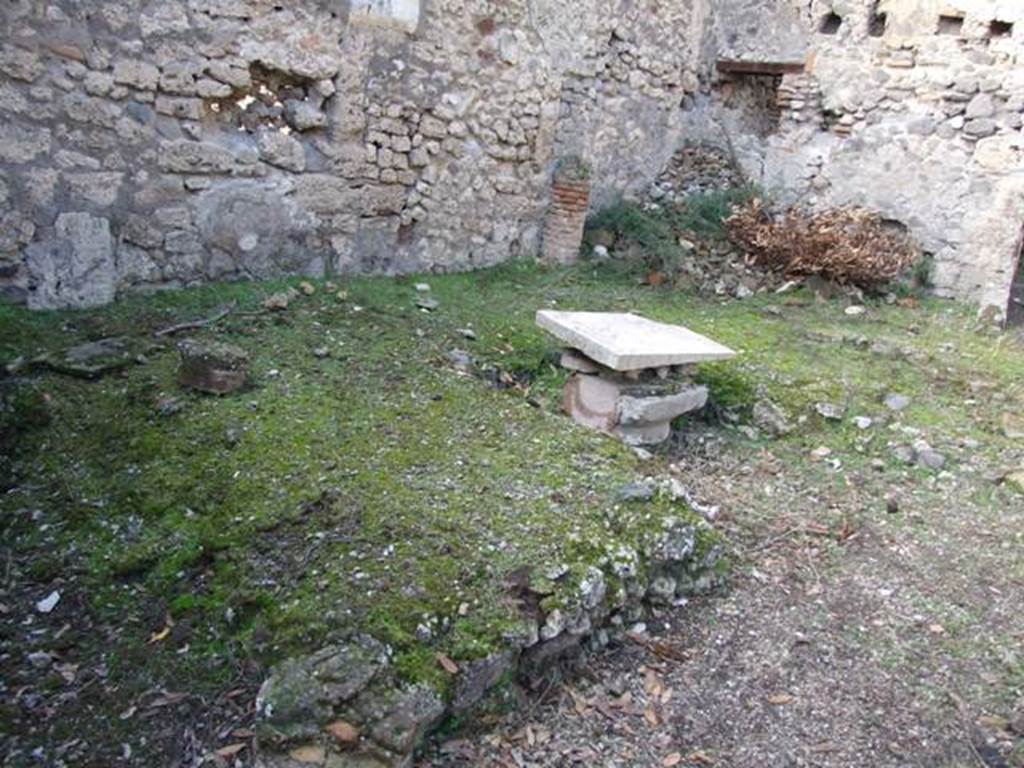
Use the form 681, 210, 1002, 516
536, 310, 737, 371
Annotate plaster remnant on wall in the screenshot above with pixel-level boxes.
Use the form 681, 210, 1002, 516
350, 0, 421, 33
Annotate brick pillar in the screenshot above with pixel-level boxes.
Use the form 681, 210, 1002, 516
542, 158, 591, 266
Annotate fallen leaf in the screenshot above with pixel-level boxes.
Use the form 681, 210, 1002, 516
148, 626, 171, 644
436, 653, 460, 675
644, 668, 662, 697
118, 705, 137, 720
55, 663, 78, 683
289, 745, 326, 764
148, 691, 188, 708
325, 720, 359, 744
215, 743, 246, 758
688, 751, 716, 766
644, 706, 659, 727
928, 623, 946, 635
646, 271, 667, 287
662, 753, 683, 767
978, 715, 1009, 732
768, 694, 795, 705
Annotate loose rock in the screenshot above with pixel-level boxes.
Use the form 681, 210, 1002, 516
178, 339, 250, 395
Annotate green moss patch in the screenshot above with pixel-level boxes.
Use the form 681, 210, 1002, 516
3, 261, 1023, 762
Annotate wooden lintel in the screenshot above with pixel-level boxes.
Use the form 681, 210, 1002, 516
716, 59, 806, 76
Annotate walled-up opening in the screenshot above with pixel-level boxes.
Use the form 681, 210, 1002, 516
1008, 239, 1024, 326
869, 3, 888, 37
820, 12, 843, 35
719, 74, 783, 137
989, 20, 1014, 39
937, 14, 965, 36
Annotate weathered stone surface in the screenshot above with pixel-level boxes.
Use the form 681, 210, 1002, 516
618, 386, 708, 426
25, 213, 117, 310
0, 123, 50, 163
562, 374, 621, 433
158, 140, 256, 174
560, 349, 602, 374
367, 686, 445, 754
195, 182, 318, 278
256, 638, 388, 746
562, 372, 708, 446
753, 400, 793, 437
451, 652, 517, 713
537, 311, 736, 371
178, 338, 250, 394
112, 59, 160, 91
285, 101, 327, 132
258, 130, 307, 172
38, 337, 138, 379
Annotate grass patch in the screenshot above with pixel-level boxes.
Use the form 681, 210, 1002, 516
3, 259, 1024, 760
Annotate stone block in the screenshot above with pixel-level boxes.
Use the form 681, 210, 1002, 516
112, 59, 160, 91
562, 373, 621, 433
158, 140, 255, 174
0, 123, 51, 163
562, 372, 709, 446
537, 311, 736, 371
178, 338, 250, 394
257, 130, 307, 172
25, 212, 117, 310
618, 386, 708, 426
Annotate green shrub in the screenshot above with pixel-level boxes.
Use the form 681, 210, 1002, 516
584, 186, 761, 275
675, 186, 760, 238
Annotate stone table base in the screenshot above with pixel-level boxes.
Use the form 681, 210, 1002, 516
562, 371, 708, 446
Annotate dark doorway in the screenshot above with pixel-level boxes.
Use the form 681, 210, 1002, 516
1008, 241, 1024, 325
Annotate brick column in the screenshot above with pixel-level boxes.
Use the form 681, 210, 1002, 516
542, 158, 591, 266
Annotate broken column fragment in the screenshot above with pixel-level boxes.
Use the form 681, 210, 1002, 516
537, 310, 736, 445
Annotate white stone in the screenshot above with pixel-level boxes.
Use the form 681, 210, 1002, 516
36, 590, 60, 614
349, 0, 420, 33
536, 311, 736, 371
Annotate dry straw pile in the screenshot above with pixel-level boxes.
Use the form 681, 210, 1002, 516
727, 200, 919, 290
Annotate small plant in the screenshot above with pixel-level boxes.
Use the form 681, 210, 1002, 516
674, 185, 760, 238
584, 186, 759, 275
727, 200, 921, 290
554, 155, 592, 183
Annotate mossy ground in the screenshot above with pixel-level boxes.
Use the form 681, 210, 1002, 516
2, 259, 1023, 766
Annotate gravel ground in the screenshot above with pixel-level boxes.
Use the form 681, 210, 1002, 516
426, 418, 1024, 768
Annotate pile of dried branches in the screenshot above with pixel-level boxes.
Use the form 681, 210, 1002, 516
727, 200, 920, 289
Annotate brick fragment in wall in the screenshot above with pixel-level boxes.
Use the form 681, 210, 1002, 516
542, 179, 591, 267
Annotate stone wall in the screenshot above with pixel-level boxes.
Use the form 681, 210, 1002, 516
0, 0, 703, 309
4, 0, 1023, 313
688, 0, 1024, 315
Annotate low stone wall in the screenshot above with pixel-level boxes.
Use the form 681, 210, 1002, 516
254, 504, 724, 768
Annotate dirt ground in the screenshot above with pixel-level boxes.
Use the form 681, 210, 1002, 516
427, 414, 1024, 767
